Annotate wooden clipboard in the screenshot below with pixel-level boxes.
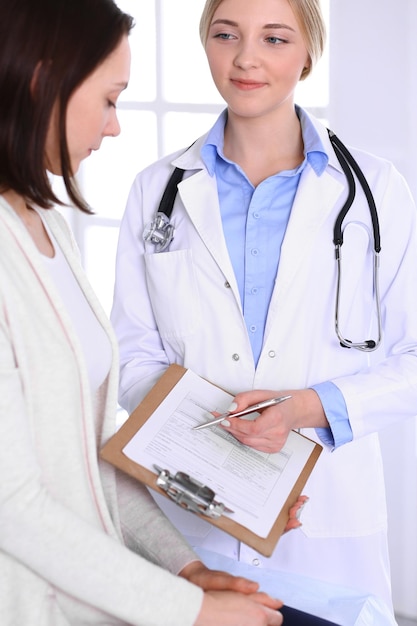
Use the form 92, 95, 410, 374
100, 364, 322, 557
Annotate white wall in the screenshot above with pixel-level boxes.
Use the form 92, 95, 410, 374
327, 1, 417, 618
328, 0, 417, 199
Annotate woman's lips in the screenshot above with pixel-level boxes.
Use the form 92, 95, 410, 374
231, 78, 266, 91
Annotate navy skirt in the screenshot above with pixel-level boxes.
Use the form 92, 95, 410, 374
280, 605, 341, 625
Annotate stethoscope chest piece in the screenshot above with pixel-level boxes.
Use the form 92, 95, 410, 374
143, 165, 185, 252
143, 212, 174, 252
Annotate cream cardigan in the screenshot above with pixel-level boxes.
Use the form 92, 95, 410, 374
0, 197, 203, 625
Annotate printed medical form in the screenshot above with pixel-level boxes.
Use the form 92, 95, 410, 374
122, 369, 319, 538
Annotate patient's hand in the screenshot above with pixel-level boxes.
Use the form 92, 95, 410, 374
180, 561, 260, 594
283, 495, 309, 533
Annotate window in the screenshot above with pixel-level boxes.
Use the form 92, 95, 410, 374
69, 0, 329, 314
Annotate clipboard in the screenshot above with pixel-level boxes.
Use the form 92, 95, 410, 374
100, 364, 322, 557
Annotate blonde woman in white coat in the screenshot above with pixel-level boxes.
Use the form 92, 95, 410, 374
111, 0, 417, 624
0, 1, 286, 624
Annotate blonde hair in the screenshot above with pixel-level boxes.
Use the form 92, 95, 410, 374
199, 0, 326, 80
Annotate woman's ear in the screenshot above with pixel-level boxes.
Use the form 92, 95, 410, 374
300, 63, 311, 81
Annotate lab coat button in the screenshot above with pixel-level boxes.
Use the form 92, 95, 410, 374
224, 281, 231, 289
252, 558, 260, 566
268, 351, 276, 358
232, 353, 240, 361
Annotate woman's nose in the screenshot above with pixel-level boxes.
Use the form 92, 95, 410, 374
105, 110, 121, 138
233, 40, 260, 70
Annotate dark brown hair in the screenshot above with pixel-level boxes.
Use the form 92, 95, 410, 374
0, 0, 134, 211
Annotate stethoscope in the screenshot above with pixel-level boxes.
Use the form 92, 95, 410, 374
143, 130, 382, 352
329, 130, 382, 352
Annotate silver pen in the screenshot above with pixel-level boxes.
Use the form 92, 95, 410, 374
193, 395, 292, 431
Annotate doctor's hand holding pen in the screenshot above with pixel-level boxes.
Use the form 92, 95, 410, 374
202, 390, 313, 532
214, 389, 329, 454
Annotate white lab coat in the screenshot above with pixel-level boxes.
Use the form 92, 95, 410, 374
111, 111, 417, 617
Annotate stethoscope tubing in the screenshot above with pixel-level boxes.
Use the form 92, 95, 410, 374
145, 130, 383, 352
329, 130, 382, 352
334, 246, 382, 351
329, 130, 381, 253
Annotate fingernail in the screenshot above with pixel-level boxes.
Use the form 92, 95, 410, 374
221, 420, 231, 428
296, 503, 307, 521
227, 401, 238, 412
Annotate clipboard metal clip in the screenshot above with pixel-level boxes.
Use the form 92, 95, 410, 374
154, 465, 234, 519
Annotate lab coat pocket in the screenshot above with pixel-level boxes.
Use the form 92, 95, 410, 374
144, 249, 201, 338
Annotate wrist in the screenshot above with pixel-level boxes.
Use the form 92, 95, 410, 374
293, 388, 328, 429
179, 560, 206, 581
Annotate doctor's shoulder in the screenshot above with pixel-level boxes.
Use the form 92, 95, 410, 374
131, 131, 209, 190
123, 151, 183, 222
342, 143, 415, 211
125, 134, 209, 221
130, 150, 183, 192
340, 142, 408, 188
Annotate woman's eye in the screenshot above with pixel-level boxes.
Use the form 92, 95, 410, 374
266, 36, 286, 45
214, 32, 235, 40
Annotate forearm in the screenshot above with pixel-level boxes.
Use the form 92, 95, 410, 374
115, 469, 199, 574
286, 387, 329, 430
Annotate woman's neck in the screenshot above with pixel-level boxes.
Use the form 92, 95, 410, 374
223, 107, 304, 186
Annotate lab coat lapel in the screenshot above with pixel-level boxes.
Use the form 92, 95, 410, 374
177, 170, 242, 302
271, 166, 344, 303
